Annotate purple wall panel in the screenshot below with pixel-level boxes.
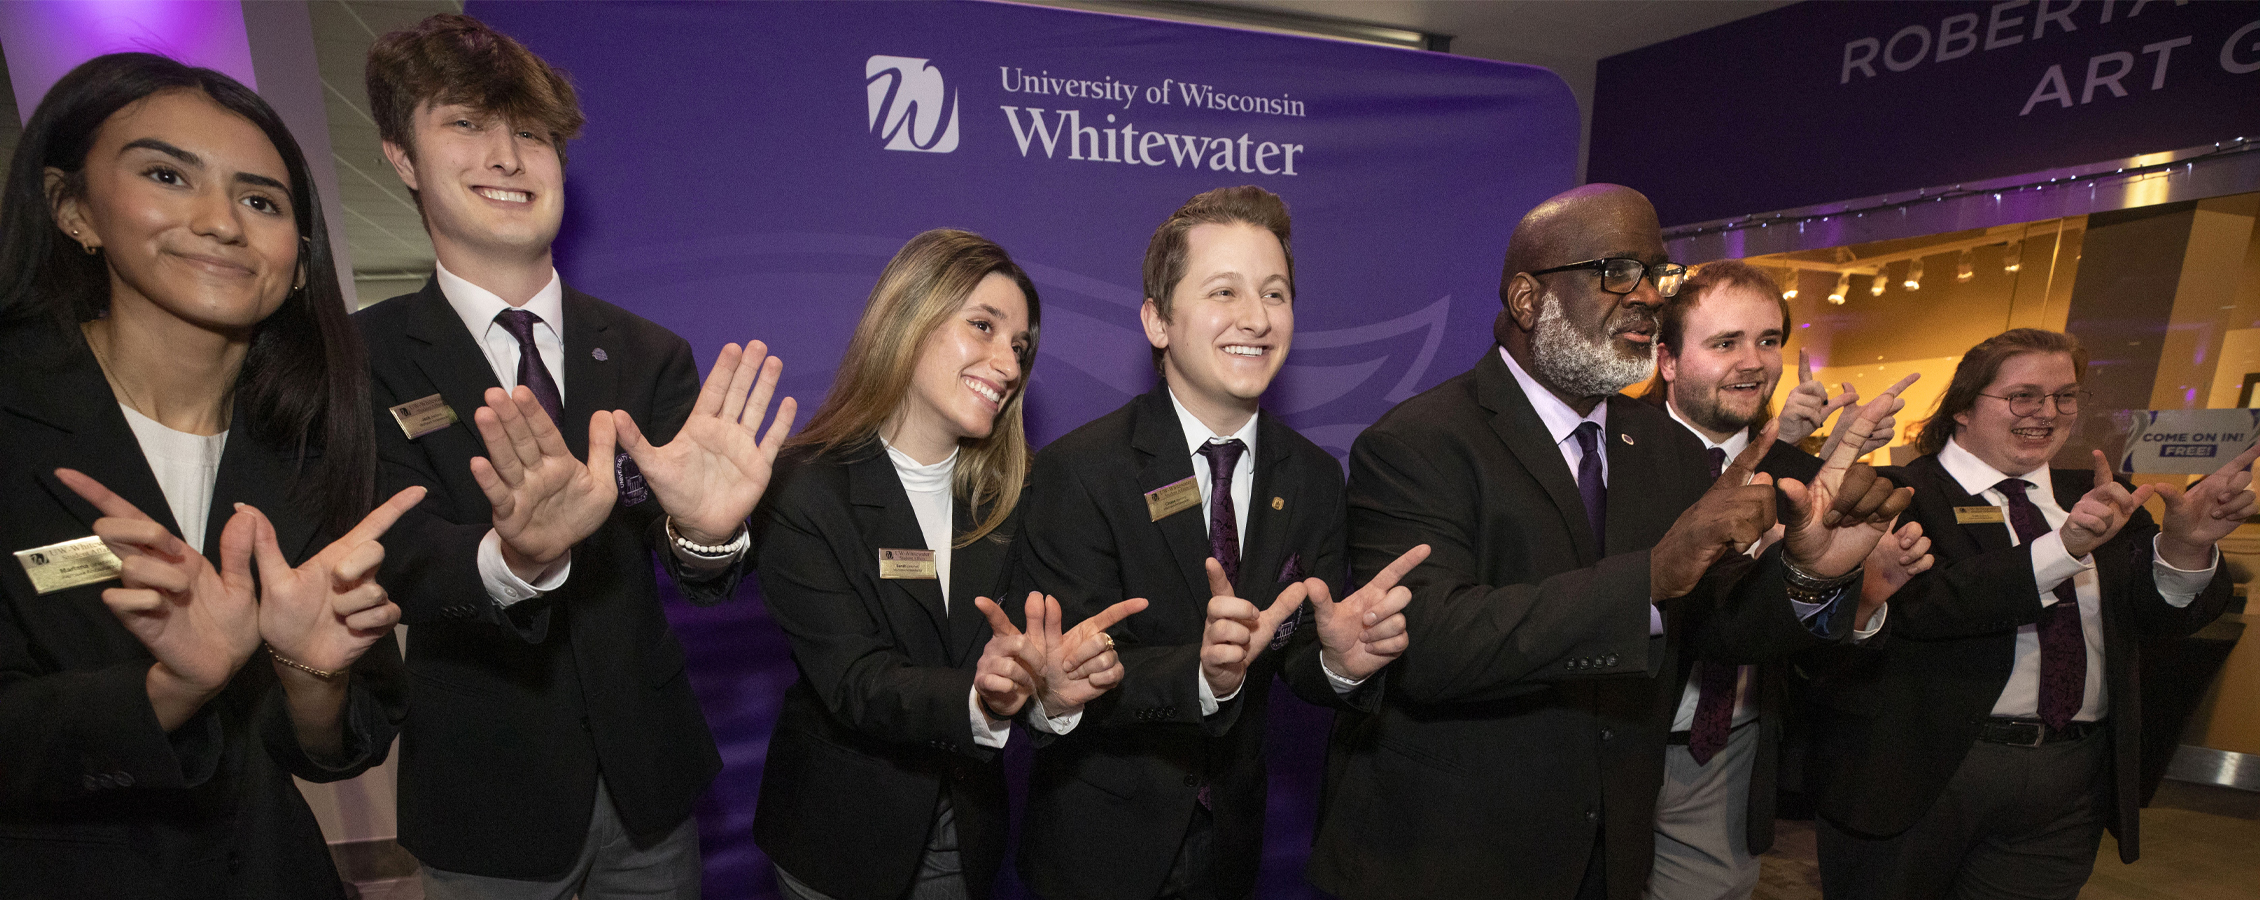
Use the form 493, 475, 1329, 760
465, 2, 1578, 896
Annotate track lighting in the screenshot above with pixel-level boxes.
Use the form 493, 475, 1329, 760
1904, 259, 1923, 291
1828, 273, 1850, 305
1957, 248, 1974, 282
2003, 240, 2022, 273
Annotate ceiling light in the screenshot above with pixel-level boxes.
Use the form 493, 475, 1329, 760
1957, 248, 1975, 282
1781, 270, 1798, 300
2003, 240, 2022, 273
1828, 273, 1851, 305
1869, 265, 1889, 296
1904, 258, 1923, 291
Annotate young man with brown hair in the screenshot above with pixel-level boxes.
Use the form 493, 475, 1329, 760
358, 14, 792, 898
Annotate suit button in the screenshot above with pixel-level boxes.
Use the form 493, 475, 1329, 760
1585, 810, 1598, 823
94, 774, 115, 789
1605, 654, 1618, 666
1184, 775, 1198, 786
1600, 729, 1614, 741
83, 775, 100, 791
112, 772, 133, 787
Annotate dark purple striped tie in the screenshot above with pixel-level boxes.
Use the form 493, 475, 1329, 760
1996, 478, 2086, 730
495, 309, 563, 424
1687, 447, 1738, 764
1198, 439, 1246, 584
1572, 422, 1605, 553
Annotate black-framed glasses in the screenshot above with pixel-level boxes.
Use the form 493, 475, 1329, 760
1529, 257, 1688, 298
1976, 389, 2088, 417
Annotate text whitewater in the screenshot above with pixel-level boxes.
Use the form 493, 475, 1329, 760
1000, 108, 1307, 175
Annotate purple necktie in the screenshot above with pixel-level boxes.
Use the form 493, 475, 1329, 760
1996, 479, 2086, 730
1572, 422, 1605, 553
495, 309, 563, 424
1687, 446, 1738, 765
1198, 439, 1247, 585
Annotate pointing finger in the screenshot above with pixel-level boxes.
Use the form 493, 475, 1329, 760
54, 469, 156, 523
1205, 557, 1236, 599
1798, 348, 1815, 384
343, 485, 427, 545
2091, 449, 2114, 492
1363, 544, 1431, 598
974, 595, 1022, 639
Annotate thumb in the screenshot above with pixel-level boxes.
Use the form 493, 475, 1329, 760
1205, 557, 1236, 599
588, 410, 619, 468
240, 504, 290, 585
1776, 477, 1807, 517
1255, 581, 1306, 645
612, 410, 651, 456
222, 504, 264, 589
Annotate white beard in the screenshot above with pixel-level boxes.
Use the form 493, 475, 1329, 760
1529, 292, 1654, 398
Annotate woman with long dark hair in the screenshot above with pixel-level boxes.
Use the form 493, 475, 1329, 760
753, 229, 1142, 900
0, 53, 420, 896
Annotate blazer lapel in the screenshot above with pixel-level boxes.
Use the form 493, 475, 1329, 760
1237, 412, 1297, 598
847, 451, 949, 637
1911, 455, 2016, 558
400, 279, 506, 444
12, 333, 185, 549
205, 400, 321, 563
1475, 350, 1598, 564
1601, 395, 1676, 558
560, 288, 618, 461
1130, 388, 1216, 618
946, 498, 1004, 664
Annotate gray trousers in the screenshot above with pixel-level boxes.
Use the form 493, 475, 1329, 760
1816, 727, 2108, 900
421, 779, 702, 900
776, 798, 968, 900
1646, 721, 1763, 900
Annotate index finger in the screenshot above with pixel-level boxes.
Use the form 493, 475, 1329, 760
2091, 449, 2114, 491
1825, 393, 1891, 473
1257, 580, 1306, 636
974, 595, 1022, 638
1363, 544, 1432, 596
2211, 439, 2260, 481
1719, 419, 1779, 487
54, 468, 156, 522
1084, 596, 1149, 635
1797, 348, 1814, 384
344, 485, 428, 544
1881, 372, 1920, 399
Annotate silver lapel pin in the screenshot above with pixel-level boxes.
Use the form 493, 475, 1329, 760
592, 348, 608, 361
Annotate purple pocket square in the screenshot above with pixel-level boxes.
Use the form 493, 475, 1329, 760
1278, 552, 1305, 584
616, 451, 651, 506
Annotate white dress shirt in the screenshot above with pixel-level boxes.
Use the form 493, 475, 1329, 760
1165, 387, 1260, 714
880, 440, 1010, 750
119, 406, 227, 553
1935, 438, 2214, 722
1662, 403, 1759, 731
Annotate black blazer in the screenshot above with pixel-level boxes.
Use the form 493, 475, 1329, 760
1312, 350, 1836, 900
0, 323, 403, 898
1010, 385, 1348, 900
356, 281, 744, 878
751, 443, 1015, 900
1808, 453, 2231, 861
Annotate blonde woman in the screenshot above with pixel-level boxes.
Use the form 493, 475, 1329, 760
752, 229, 1140, 900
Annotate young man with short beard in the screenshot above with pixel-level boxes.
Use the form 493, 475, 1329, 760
1311, 184, 1913, 900
357, 15, 792, 898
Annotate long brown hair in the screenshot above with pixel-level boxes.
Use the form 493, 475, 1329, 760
1913, 328, 2087, 455
790, 229, 1040, 546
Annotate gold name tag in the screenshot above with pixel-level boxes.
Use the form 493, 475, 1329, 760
389, 393, 459, 440
1145, 476, 1201, 522
1955, 505, 2008, 525
13, 536, 123, 595
878, 548, 938, 580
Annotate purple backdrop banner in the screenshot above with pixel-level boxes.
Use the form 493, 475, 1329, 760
1592, 0, 2260, 227
463, 1, 1576, 896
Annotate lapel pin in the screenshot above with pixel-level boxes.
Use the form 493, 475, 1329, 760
591, 348, 608, 361
1620, 433, 1634, 445
1271, 497, 1284, 510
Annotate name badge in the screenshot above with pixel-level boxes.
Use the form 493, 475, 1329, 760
878, 548, 938, 580
389, 393, 459, 440
1145, 476, 1201, 522
1955, 505, 2007, 525
13, 536, 123, 595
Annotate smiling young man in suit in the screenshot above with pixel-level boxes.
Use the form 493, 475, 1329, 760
1809, 328, 2245, 900
354, 15, 793, 899
1012, 186, 1424, 900
1312, 184, 1917, 900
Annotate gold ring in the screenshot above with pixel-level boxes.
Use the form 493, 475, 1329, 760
1098, 633, 1116, 652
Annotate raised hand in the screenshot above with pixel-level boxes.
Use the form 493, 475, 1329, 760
1858, 521, 1932, 630
1778, 385, 1917, 578
1029, 592, 1146, 715
1652, 421, 1781, 600
1309, 544, 1429, 681
1776, 349, 1860, 447
1817, 372, 1919, 461
972, 595, 1041, 718
2152, 441, 2260, 568
1199, 559, 1305, 697
469, 385, 618, 580
2061, 450, 2162, 559
613, 341, 798, 544
245, 486, 424, 677
56, 468, 260, 727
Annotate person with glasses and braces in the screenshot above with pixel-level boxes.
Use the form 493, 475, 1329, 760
1308, 184, 1916, 900
1806, 328, 2246, 900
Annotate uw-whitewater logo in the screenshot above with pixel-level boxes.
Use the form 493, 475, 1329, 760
866, 56, 960, 153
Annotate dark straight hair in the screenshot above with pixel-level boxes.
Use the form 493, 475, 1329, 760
0, 52, 375, 535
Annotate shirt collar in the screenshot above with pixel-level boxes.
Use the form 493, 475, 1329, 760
1664, 400, 1750, 458
1939, 435, 2054, 499
1165, 384, 1260, 461
1498, 346, 1607, 446
880, 436, 958, 494
435, 259, 566, 338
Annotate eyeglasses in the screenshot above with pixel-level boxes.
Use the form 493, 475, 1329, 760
1528, 257, 1688, 298
1976, 389, 2088, 417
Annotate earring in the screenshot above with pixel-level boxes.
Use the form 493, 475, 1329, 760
82, 243, 98, 256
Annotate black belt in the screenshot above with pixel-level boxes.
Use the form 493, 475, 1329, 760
1666, 719, 1755, 745
1975, 717, 2103, 747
